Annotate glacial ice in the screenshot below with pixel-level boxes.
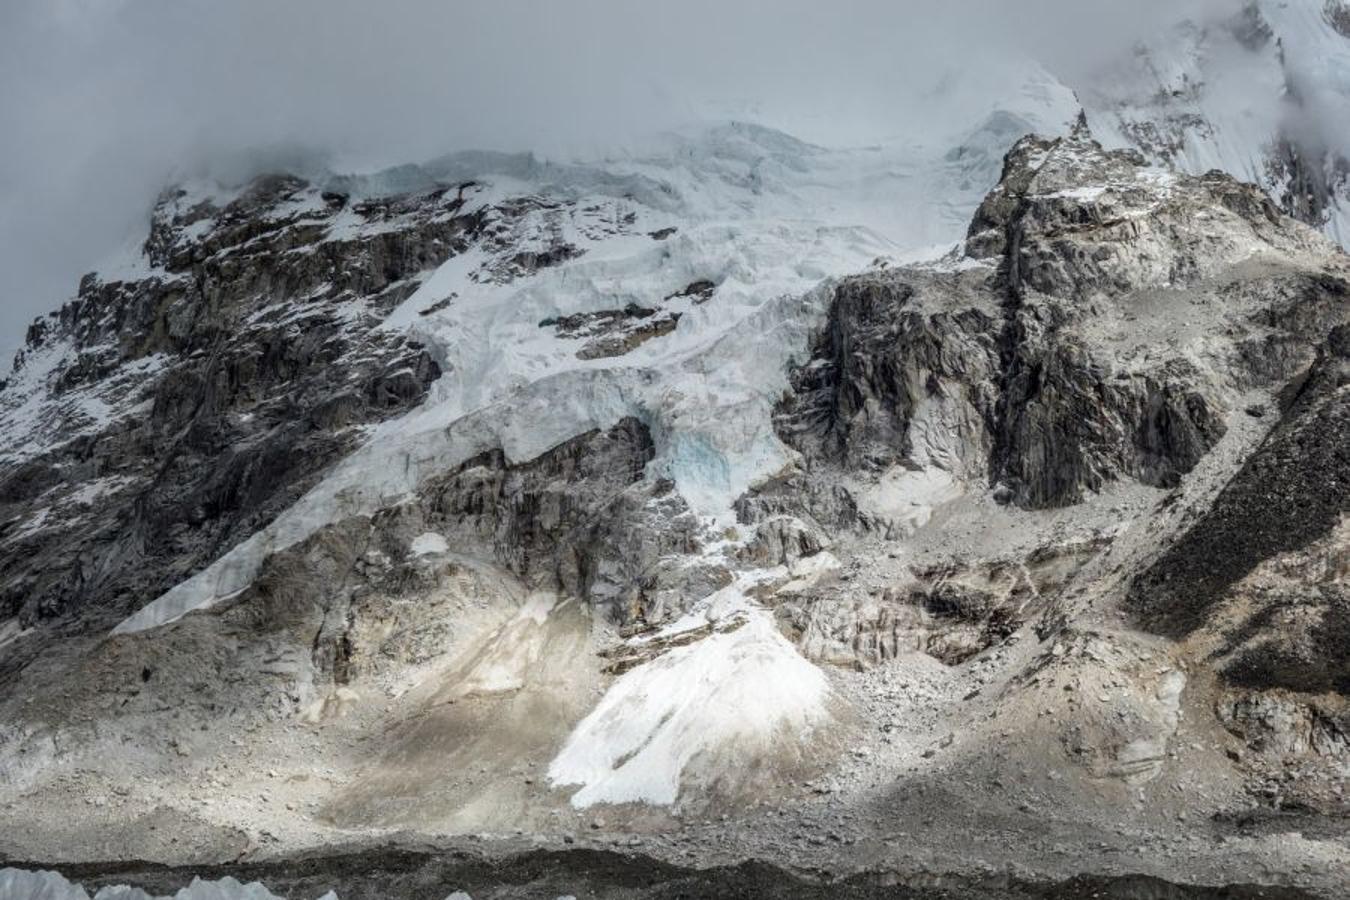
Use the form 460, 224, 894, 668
0, 870, 578, 900
111, 11, 1350, 642
0, 869, 328, 900
28, 6, 1350, 636
112, 105, 1086, 634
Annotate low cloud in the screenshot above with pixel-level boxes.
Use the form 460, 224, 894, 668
0, 0, 1247, 356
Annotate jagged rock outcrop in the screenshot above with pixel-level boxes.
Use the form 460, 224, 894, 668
1329, 0, 1350, 38
772, 270, 1001, 477
0, 168, 656, 673
745, 130, 1349, 805
0, 176, 468, 652
734, 469, 876, 535
777, 541, 1106, 668
768, 124, 1341, 514
413, 417, 707, 622
1267, 138, 1350, 234
540, 304, 683, 360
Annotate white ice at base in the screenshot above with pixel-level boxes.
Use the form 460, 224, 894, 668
0, 871, 583, 900
0, 869, 334, 900
547, 597, 832, 807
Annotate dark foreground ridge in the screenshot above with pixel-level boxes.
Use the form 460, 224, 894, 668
7, 846, 1327, 900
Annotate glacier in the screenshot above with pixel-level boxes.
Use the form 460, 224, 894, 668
112, 97, 1082, 634
1081, 0, 1350, 244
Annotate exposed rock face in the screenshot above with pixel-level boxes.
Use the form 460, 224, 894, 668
974, 131, 1253, 507
541, 304, 683, 360
0, 168, 668, 668
770, 125, 1339, 513
747, 127, 1349, 814
1266, 138, 1350, 235
536, 278, 717, 360
734, 470, 877, 536
413, 417, 705, 622
772, 271, 1000, 477
0, 176, 468, 649
470, 195, 588, 284
237, 417, 705, 688
778, 541, 1105, 668
1329, 0, 1350, 38
1219, 691, 1349, 761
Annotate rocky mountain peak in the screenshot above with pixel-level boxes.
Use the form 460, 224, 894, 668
0, 118, 1347, 897
774, 125, 1343, 513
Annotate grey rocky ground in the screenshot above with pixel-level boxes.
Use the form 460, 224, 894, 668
4, 845, 1331, 900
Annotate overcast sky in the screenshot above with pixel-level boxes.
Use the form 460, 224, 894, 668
0, 0, 1241, 361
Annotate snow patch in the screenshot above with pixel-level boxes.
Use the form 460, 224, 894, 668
410, 532, 449, 557
1043, 185, 1109, 202
635, 578, 756, 644
548, 599, 831, 807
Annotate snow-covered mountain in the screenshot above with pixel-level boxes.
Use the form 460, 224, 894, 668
1082, 0, 1350, 244
1, 6, 1349, 900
